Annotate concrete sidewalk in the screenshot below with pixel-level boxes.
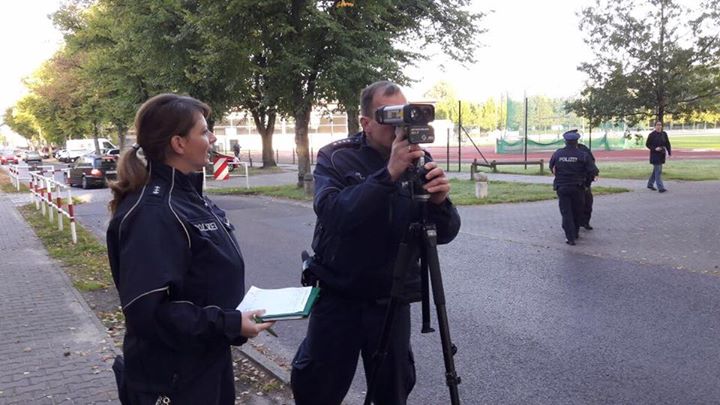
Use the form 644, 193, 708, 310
0, 192, 118, 404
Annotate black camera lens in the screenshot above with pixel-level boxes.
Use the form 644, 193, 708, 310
409, 107, 421, 121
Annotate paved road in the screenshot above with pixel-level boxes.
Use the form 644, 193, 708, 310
66, 169, 720, 404
0, 192, 118, 404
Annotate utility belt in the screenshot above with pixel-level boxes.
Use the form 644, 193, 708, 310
300, 252, 397, 306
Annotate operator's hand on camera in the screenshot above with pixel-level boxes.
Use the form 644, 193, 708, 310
387, 128, 425, 182
240, 309, 275, 338
423, 161, 450, 205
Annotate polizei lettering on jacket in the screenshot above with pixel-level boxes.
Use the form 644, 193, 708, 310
558, 156, 578, 162
194, 222, 219, 232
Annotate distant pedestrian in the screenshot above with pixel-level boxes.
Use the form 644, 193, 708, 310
646, 121, 672, 193
232, 142, 241, 159
549, 129, 599, 245
577, 142, 599, 230
106, 94, 274, 404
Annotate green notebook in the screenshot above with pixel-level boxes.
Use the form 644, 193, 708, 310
236, 286, 320, 321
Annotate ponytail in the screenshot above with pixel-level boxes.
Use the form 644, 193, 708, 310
109, 145, 148, 214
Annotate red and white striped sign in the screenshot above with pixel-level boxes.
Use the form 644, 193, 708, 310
213, 157, 229, 180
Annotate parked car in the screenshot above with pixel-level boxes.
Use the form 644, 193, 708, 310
56, 149, 71, 163
23, 151, 43, 165
66, 154, 117, 189
105, 148, 120, 159
0, 150, 18, 165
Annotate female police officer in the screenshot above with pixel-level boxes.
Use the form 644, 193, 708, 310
107, 94, 273, 404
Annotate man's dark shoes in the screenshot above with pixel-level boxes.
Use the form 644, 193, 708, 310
566, 239, 576, 246
658, 189, 667, 193
583, 224, 593, 230
647, 185, 657, 190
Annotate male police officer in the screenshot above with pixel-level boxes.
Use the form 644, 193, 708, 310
290, 81, 461, 405
549, 130, 598, 245
577, 142, 598, 230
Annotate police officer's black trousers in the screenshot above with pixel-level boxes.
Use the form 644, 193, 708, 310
119, 349, 235, 405
582, 186, 593, 226
556, 186, 585, 242
291, 294, 416, 405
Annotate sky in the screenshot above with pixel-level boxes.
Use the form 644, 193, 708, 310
404, 0, 595, 102
0, 0, 63, 116
1, 0, 604, 116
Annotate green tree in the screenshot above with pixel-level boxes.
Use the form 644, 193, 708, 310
506, 98, 523, 131
22, 51, 94, 147
571, 0, 720, 125
3, 104, 40, 141
55, 2, 148, 150
273, 1, 485, 185
476, 98, 502, 131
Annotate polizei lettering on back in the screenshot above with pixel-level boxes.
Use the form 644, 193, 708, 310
558, 157, 578, 162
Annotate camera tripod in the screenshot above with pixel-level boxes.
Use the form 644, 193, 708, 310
364, 183, 461, 405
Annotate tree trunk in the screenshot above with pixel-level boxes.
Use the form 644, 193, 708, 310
346, 106, 359, 135
294, 107, 312, 187
116, 124, 127, 150
252, 111, 278, 168
260, 132, 276, 167
92, 121, 101, 154
656, 1, 666, 126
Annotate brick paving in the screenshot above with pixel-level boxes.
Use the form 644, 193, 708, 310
0, 193, 118, 404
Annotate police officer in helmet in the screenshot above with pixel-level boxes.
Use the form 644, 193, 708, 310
549, 129, 598, 245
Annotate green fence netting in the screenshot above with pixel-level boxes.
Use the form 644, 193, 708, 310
495, 134, 645, 154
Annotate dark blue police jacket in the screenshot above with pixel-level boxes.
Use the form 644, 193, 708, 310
107, 161, 246, 393
549, 145, 598, 190
309, 132, 461, 300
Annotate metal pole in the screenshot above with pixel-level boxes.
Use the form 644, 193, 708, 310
446, 128, 450, 172
458, 100, 462, 172
524, 95, 528, 169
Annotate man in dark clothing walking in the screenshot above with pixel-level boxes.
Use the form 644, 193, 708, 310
232, 142, 241, 159
577, 142, 598, 230
549, 130, 599, 245
646, 121, 672, 192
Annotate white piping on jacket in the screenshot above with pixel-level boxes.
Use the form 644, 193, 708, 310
123, 286, 169, 310
168, 167, 192, 249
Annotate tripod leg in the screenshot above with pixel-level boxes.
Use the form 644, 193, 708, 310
420, 250, 434, 333
364, 237, 413, 405
422, 224, 461, 405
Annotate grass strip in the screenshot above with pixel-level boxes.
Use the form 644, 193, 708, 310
449, 179, 628, 205
18, 204, 113, 292
0, 170, 30, 193
465, 158, 720, 181
208, 179, 629, 205
208, 184, 312, 201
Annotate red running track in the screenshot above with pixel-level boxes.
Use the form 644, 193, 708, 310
241, 146, 719, 166
424, 146, 720, 163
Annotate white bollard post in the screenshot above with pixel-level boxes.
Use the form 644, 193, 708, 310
47, 178, 54, 223
57, 193, 64, 231
67, 187, 77, 244
474, 172, 489, 199
243, 162, 250, 189
40, 177, 47, 217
